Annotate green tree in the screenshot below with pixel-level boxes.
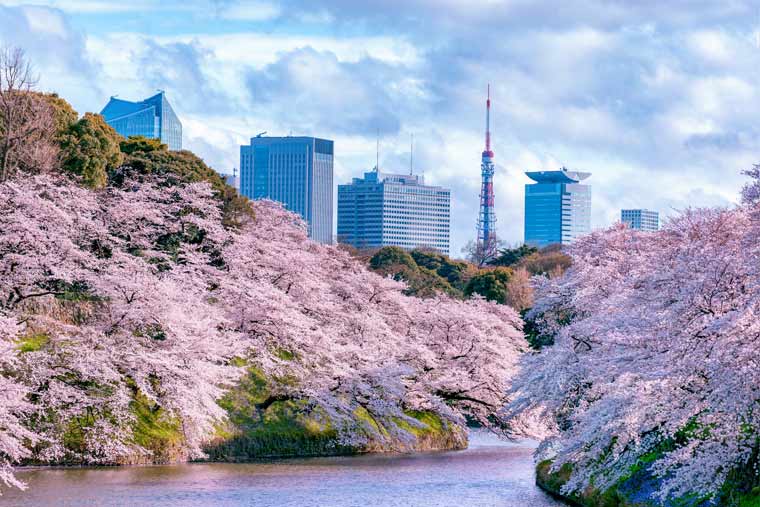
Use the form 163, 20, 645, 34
410, 249, 472, 291
370, 246, 417, 272
464, 267, 513, 304
120, 135, 165, 155
489, 244, 538, 267
61, 113, 123, 188
113, 145, 253, 228
38, 92, 78, 141
368, 246, 457, 298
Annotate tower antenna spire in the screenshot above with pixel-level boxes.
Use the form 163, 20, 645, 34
476, 84, 497, 257
376, 128, 380, 173
485, 83, 491, 153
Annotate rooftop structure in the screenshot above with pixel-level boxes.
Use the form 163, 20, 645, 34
100, 91, 182, 150
524, 167, 592, 247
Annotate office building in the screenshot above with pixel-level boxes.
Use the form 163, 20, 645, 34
100, 91, 182, 150
337, 171, 450, 255
621, 209, 659, 232
524, 167, 591, 247
240, 136, 333, 244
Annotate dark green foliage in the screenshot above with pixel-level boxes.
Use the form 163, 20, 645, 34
61, 113, 124, 188
464, 267, 512, 304
410, 249, 471, 290
111, 144, 254, 228
489, 244, 538, 267
368, 246, 466, 298
42, 279, 101, 302
370, 246, 417, 271
522, 311, 555, 349
119, 135, 165, 155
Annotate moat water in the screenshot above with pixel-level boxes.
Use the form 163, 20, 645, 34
1, 432, 564, 507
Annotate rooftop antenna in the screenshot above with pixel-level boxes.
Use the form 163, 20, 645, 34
376, 127, 380, 173
255, 131, 267, 138
410, 133, 414, 175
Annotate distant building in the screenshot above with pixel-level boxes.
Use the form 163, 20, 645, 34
240, 136, 333, 244
621, 209, 659, 232
337, 171, 451, 255
524, 167, 591, 247
222, 173, 239, 191
100, 91, 182, 150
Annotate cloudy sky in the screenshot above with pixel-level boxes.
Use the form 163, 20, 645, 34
2, 0, 760, 255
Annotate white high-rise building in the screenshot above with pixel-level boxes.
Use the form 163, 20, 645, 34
337, 171, 451, 255
621, 209, 659, 232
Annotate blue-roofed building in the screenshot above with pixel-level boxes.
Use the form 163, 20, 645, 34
524, 167, 592, 247
240, 135, 334, 244
100, 91, 182, 150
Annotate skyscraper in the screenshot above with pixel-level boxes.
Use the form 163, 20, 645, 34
524, 167, 591, 247
240, 136, 333, 244
477, 85, 497, 251
621, 209, 659, 232
337, 171, 451, 255
100, 91, 182, 150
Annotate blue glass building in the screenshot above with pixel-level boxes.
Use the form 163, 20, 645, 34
621, 209, 659, 231
524, 168, 591, 247
100, 91, 182, 150
240, 136, 334, 244
337, 171, 451, 255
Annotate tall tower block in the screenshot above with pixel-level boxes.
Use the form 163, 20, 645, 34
477, 85, 497, 250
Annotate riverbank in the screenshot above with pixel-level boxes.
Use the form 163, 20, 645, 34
3, 432, 563, 507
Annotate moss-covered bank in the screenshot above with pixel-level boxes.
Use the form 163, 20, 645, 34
535, 459, 760, 507
202, 365, 466, 461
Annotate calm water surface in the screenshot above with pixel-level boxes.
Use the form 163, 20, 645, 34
1, 432, 564, 507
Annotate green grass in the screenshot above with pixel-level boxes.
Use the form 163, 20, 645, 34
130, 391, 184, 455
391, 410, 444, 438
16, 332, 49, 353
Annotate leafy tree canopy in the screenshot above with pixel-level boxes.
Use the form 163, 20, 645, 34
489, 244, 538, 267
60, 112, 124, 189
120, 135, 166, 155
464, 267, 513, 304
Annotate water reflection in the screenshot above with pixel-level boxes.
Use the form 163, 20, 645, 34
2, 432, 564, 507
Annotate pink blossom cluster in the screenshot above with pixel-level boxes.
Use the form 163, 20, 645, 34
0, 174, 526, 493
506, 169, 760, 499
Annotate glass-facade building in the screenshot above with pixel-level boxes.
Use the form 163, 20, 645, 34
524, 168, 592, 247
240, 136, 333, 244
100, 91, 182, 150
621, 209, 659, 232
337, 171, 450, 255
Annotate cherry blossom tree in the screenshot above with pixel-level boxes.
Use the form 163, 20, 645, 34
505, 170, 760, 501
0, 169, 527, 494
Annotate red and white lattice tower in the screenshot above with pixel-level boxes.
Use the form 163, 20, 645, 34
476, 85, 496, 250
